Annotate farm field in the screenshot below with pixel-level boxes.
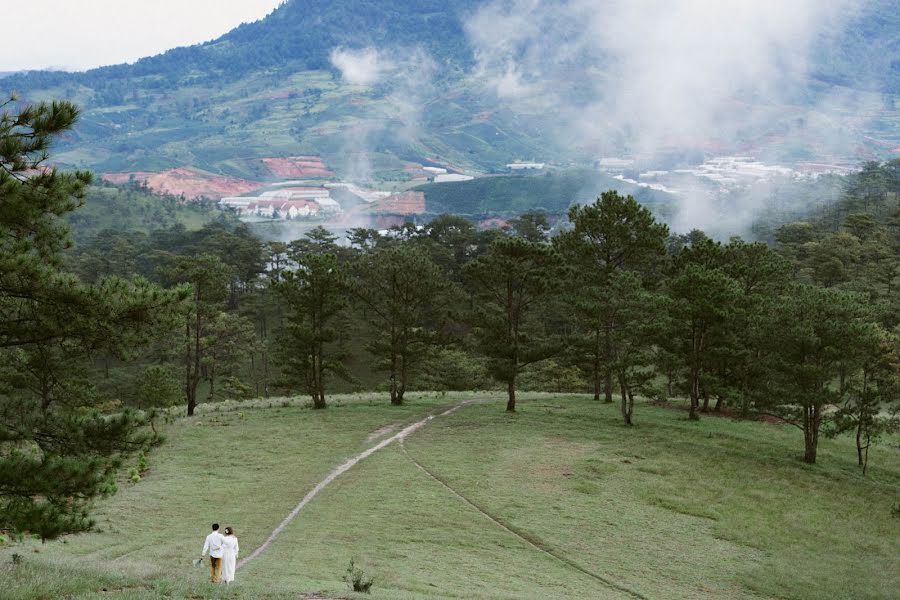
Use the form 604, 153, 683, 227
2, 393, 898, 600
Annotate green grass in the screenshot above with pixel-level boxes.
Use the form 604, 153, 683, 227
2, 393, 898, 599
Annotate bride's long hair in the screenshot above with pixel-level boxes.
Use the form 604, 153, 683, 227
224, 526, 235, 535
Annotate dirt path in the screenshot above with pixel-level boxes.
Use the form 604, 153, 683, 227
399, 442, 649, 600
236, 401, 475, 570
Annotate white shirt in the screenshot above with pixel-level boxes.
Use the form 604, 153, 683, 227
202, 531, 225, 558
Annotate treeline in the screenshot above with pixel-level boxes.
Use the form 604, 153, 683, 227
54, 163, 900, 474
67, 181, 229, 244
2, 98, 898, 542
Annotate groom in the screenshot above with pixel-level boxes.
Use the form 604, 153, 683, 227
201, 523, 225, 583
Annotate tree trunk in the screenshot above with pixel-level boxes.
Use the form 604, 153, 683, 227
688, 363, 701, 420
506, 377, 516, 412
714, 395, 723, 412
396, 352, 407, 405
604, 370, 613, 403
185, 319, 196, 416
389, 346, 402, 406
592, 329, 601, 401
862, 438, 869, 476
627, 386, 634, 425
803, 405, 818, 464
803, 439, 817, 464
261, 312, 269, 398
619, 375, 632, 426
856, 419, 864, 467
701, 386, 710, 413
314, 353, 326, 409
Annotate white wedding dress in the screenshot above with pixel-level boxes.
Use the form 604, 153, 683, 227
221, 535, 239, 583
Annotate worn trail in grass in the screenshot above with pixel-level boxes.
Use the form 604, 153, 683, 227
2, 392, 898, 600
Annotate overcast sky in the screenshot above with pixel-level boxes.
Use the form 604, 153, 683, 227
1, 1, 284, 72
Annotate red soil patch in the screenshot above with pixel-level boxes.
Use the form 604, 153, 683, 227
262, 156, 335, 178
477, 217, 510, 230
101, 168, 264, 200
362, 191, 426, 216
653, 401, 787, 424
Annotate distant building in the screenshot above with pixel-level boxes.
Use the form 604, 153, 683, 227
433, 173, 475, 183
314, 196, 342, 214
260, 187, 330, 200
219, 186, 338, 219
597, 158, 634, 174
506, 162, 545, 170
279, 200, 319, 219
422, 166, 448, 174
220, 196, 253, 208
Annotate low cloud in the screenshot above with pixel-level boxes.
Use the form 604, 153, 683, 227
331, 46, 437, 183
464, 0, 866, 234
330, 47, 391, 86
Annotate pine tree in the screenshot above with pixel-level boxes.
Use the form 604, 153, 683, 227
274, 231, 351, 408
464, 235, 561, 412
555, 191, 668, 404
0, 96, 184, 538
352, 244, 452, 405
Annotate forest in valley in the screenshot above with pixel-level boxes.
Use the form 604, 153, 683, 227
2, 99, 899, 542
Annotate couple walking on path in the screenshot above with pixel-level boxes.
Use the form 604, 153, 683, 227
201, 523, 240, 584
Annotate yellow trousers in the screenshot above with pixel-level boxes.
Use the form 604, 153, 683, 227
209, 556, 222, 583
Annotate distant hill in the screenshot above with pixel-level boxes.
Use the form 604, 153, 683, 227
4, 0, 899, 187
65, 184, 231, 245
415, 171, 676, 217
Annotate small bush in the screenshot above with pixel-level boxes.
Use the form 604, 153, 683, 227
11, 553, 22, 565
344, 558, 374, 593
138, 452, 149, 473
128, 468, 141, 483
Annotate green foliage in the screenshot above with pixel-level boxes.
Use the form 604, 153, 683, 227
134, 365, 181, 410
555, 190, 669, 420
66, 184, 227, 245
518, 359, 587, 393
0, 97, 183, 539
343, 558, 374, 594
127, 468, 141, 484
165, 254, 231, 415
757, 285, 874, 463
274, 230, 352, 408
417, 171, 673, 217
352, 243, 453, 404
464, 235, 562, 411
419, 347, 494, 391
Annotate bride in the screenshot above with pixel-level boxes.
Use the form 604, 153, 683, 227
221, 526, 240, 584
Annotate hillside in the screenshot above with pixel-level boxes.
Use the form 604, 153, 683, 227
416, 170, 675, 217
2, 393, 897, 599
65, 184, 232, 244
4, 0, 899, 188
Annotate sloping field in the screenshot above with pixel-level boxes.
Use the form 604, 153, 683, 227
102, 168, 265, 200
2, 393, 898, 599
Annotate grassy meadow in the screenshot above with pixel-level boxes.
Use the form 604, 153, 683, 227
1, 393, 898, 600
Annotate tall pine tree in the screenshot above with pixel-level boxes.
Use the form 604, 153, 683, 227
0, 96, 184, 538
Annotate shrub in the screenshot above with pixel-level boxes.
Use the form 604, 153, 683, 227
344, 558, 374, 593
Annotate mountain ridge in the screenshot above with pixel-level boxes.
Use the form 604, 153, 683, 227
4, 0, 899, 186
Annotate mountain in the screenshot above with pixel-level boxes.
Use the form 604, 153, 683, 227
4, 0, 899, 192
